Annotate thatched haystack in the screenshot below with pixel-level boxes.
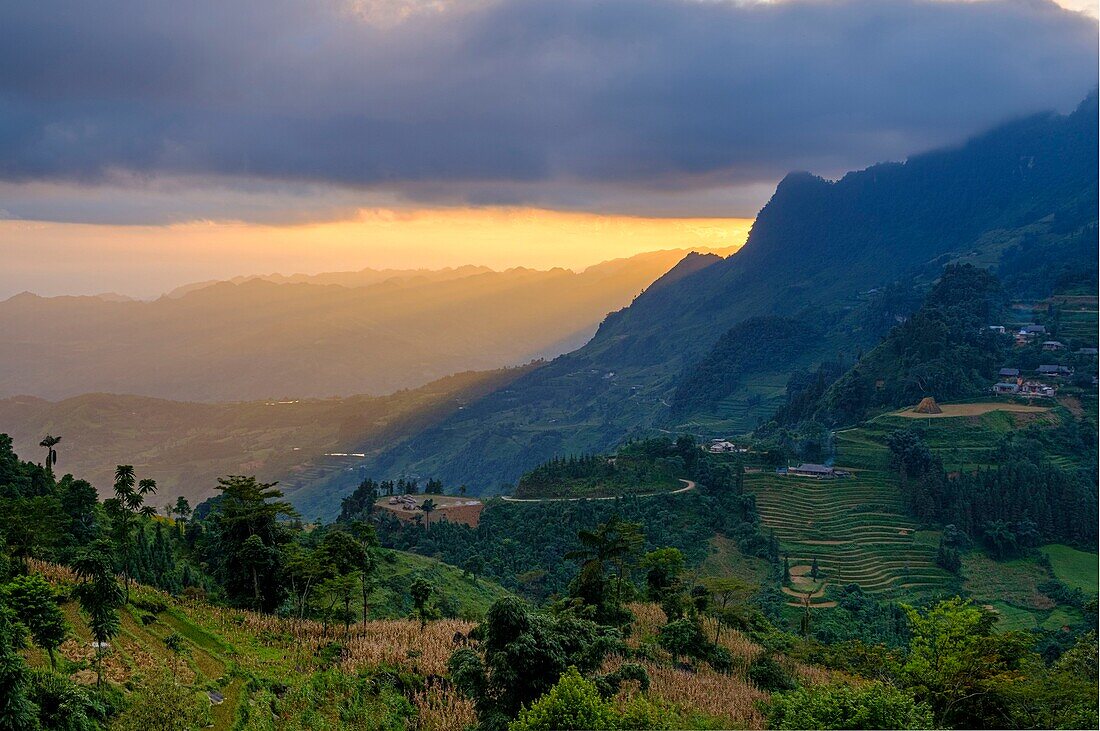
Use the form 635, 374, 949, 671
913, 397, 942, 414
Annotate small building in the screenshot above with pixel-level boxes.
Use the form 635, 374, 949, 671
708, 440, 746, 454
1021, 324, 1047, 336
998, 367, 1020, 378
789, 463, 835, 478
1019, 381, 1056, 398
987, 325, 1006, 334
1042, 341, 1066, 351
992, 382, 1019, 395
1037, 365, 1074, 377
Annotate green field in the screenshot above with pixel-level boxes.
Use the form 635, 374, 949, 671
373, 549, 511, 619
746, 424, 955, 601
1041, 544, 1099, 595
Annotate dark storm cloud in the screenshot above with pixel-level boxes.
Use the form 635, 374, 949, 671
0, 0, 1095, 220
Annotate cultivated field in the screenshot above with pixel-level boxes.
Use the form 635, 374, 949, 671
376, 494, 484, 527
893, 402, 1051, 418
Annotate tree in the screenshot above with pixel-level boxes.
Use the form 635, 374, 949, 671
420, 498, 437, 531
565, 517, 643, 623
109, 465, 157, 602
199, 476, 297, 611
902, 598, 1032, 728
410, 576, 435, 628
448, 597, 621, 731
509, 667, 616, 731
2, 574, 66, 668
173, 496, 191, 522
38, 434, 60, 476
0, 606, 38, 731
72, 540, 124, 688
640, 548, 683, 601
810, 558, 820, 581
767, 682, 933, 729
702, 577, 752, 644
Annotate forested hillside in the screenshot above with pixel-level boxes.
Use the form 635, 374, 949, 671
322, 93, 1098, 503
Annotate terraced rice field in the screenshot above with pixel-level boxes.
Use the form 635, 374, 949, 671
747, 426, 954, 601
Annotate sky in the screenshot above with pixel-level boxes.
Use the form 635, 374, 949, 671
0, 0, 1096, 298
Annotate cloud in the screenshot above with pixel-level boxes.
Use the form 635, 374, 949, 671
0, 0, 1095, 221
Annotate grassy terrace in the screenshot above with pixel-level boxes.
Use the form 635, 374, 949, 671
747, 469, 951, 600
749, 402, 1088, 606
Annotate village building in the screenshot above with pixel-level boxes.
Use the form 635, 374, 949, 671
998, 367, 1020, 378
1020, 381, 1056, 397
1041, 340, 1066, 351
987, 325, 1006, 334
789, 463, 836, 478
992, 382, 1019, 394
1037, 364, 1074, 377
1021, 324, 1047, 336
707, 439, 747, 453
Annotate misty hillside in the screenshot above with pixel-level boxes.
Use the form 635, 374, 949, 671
0, 248, 727, 402
306, 94, 1099, 511
0, 366, 530, 504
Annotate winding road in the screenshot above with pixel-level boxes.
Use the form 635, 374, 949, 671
499, 479, 696, 503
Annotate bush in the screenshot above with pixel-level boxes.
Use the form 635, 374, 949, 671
766, 682, 933, 729
510, 668, 684, 731
747, 653, 797, 692
510, 667, 617, 731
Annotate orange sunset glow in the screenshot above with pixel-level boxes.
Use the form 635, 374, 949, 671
1, 209, 753, 298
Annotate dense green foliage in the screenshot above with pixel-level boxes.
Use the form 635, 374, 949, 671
360, 438, 775, 601
766, 682, 933, 729
671, 316, 810, 416
816, 265, 1009, 425
890, 430, 1099, 554
514, 442, 682, 499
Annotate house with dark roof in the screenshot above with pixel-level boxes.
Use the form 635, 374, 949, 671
998, 367, 1020, 378
789, 463, 835, 478
1042, 341, 1066, 351
1037, 365, 1074, 377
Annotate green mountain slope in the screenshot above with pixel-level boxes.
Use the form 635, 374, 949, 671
307, 94, 1098, 512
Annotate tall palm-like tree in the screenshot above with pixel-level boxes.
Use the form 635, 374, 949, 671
420, 498, 437, 531
110, 466, 157, 601
39, 434, 61, 475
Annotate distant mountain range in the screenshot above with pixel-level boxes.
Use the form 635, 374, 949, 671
0, 248, 733, 402
291, 93, 1098, 515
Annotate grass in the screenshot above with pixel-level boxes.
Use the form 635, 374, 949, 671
372, 549, 511, 620
1041, 544, 1099, 595
962, 552, 1054, 611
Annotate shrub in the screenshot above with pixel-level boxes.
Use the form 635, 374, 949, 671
766, 682, 933, 729
747, 653, 797, 692
509, 667, 616, 731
